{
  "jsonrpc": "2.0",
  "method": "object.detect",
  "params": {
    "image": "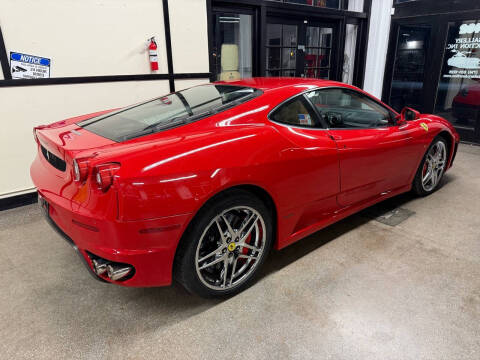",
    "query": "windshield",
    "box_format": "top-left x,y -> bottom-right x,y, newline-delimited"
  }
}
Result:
78,84 -> 261,142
